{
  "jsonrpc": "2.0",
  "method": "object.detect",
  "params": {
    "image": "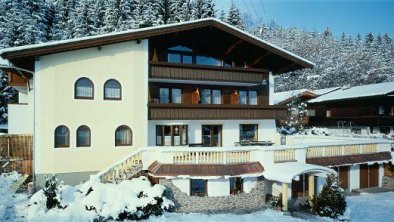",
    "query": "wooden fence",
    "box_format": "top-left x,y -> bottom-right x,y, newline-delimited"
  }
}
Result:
0,134 -> 33,175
